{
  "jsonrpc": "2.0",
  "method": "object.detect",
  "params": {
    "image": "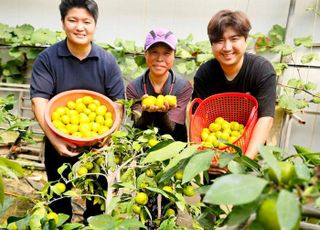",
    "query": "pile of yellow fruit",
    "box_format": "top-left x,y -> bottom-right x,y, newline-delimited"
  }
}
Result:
201,117 -> 244,149
51,95 -> 113,138
142,95 -> 177,108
